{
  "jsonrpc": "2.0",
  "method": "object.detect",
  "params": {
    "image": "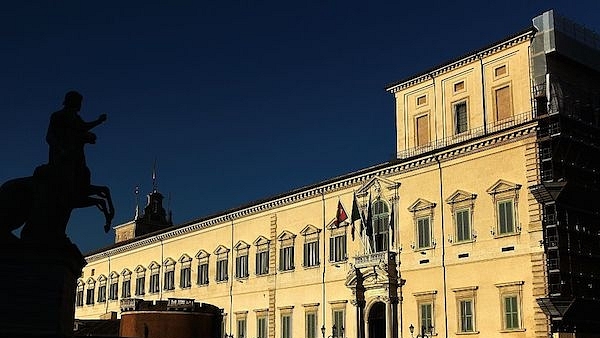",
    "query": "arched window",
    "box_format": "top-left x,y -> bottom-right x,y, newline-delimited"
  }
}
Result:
372,200 -> 390,252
